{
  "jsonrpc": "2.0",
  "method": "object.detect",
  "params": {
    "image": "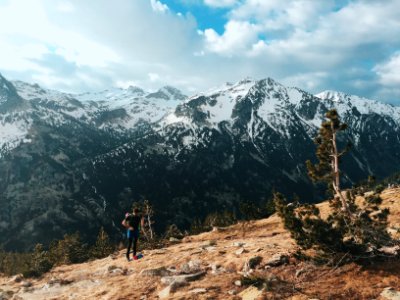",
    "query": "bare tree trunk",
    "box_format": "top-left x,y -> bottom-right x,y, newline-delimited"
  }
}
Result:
144,200 -> 154,240
331,127 -> 352,219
